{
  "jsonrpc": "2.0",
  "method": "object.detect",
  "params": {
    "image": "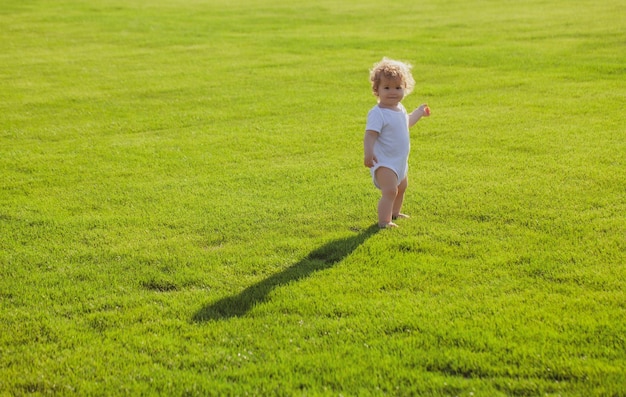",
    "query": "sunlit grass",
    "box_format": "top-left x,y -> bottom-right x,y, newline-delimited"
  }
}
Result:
1,0 -> 624,395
